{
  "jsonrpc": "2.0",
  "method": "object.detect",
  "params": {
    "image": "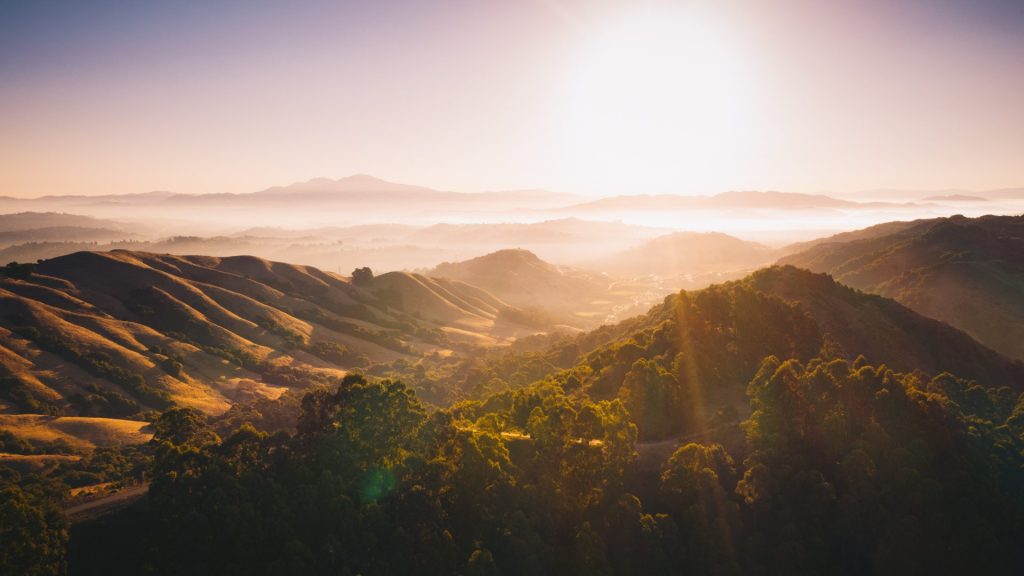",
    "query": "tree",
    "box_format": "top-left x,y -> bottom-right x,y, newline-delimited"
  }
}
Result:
571,522 -> 613,576
2,261 -> 35,279
151,407 -> 220,448
351,267 -> 374,285
466,547 -> 499,576
0,485 -> 67,576
619,358 -> 678,440
660,443 -> 741,574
